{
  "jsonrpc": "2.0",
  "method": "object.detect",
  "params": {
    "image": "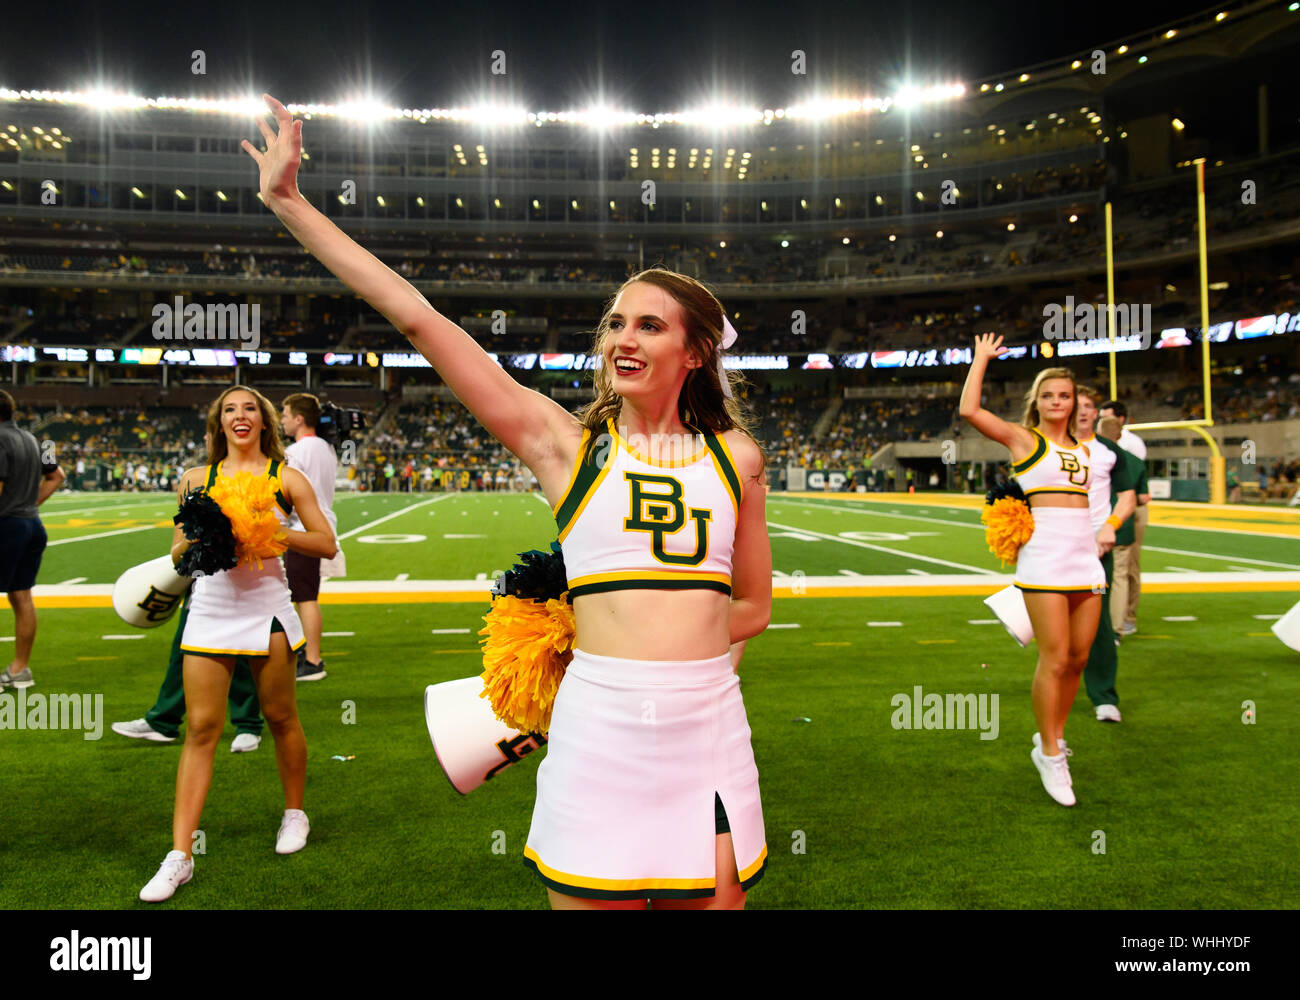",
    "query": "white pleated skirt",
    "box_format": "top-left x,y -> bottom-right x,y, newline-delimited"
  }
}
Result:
1014,506 -> 1106,594
523,647 -> 768,901
180,559 -> 306,657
